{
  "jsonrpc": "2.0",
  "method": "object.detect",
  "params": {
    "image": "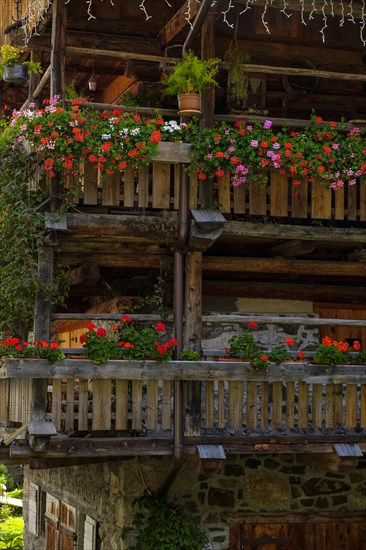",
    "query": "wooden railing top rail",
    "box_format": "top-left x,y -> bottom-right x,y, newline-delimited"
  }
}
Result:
2,359 -> 366,383
51,312 -> 366,328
